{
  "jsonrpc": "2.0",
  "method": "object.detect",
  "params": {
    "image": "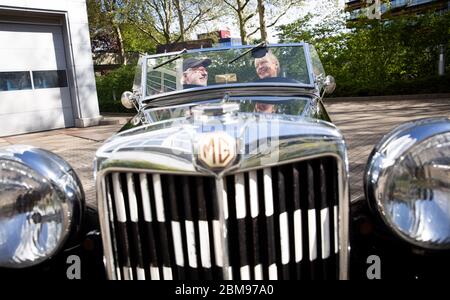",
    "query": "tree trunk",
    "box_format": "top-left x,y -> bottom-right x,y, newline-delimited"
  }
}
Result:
237,1 -> 247,45
257,0 -> 267,42
174,0 -> 185,42
114,24 -> 127,65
